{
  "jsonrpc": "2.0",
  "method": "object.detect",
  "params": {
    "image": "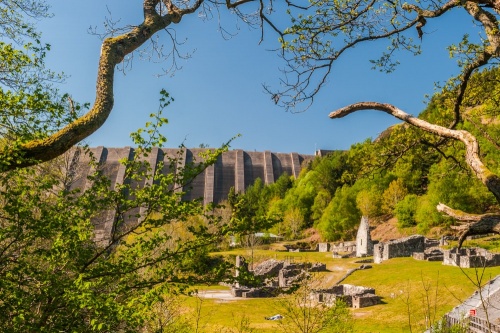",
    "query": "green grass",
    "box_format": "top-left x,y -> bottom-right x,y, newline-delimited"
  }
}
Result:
183,294 -> 281,332
345,257 -> 500,332
179,250 -> 500,332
